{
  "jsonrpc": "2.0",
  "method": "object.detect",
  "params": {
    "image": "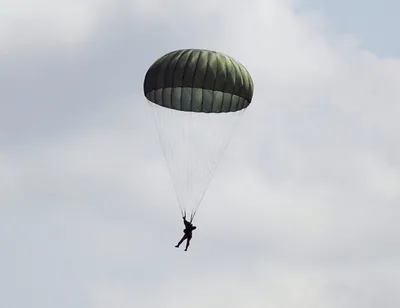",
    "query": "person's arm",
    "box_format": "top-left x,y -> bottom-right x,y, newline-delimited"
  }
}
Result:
183,217 -> 190,227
